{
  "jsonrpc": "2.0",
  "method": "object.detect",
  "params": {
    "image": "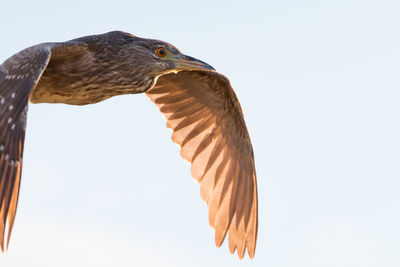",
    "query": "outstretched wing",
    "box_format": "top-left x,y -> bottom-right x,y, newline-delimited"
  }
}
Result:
0,45 -> 51,250
0,42 -> 87,250
146,70 -> 258,259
